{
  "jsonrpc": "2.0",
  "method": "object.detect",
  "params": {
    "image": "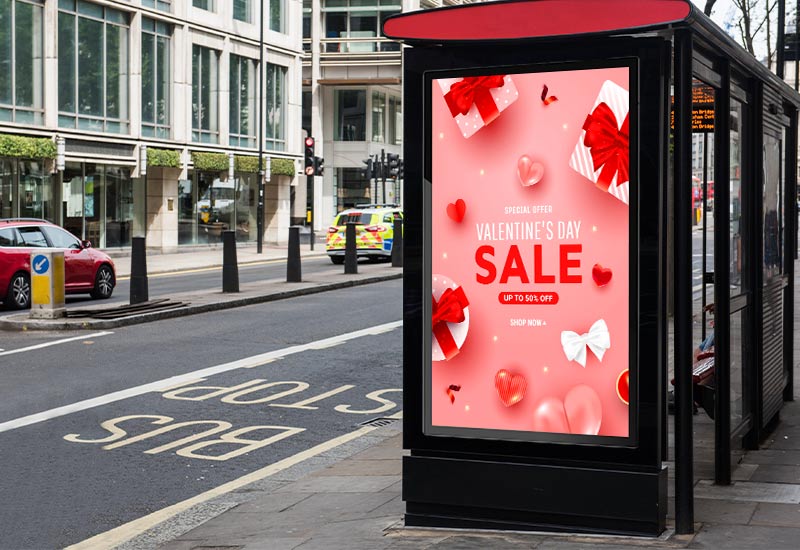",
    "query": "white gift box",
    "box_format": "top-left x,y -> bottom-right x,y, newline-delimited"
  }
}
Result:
569,80 -> 630,205
437,75 -> 519,139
